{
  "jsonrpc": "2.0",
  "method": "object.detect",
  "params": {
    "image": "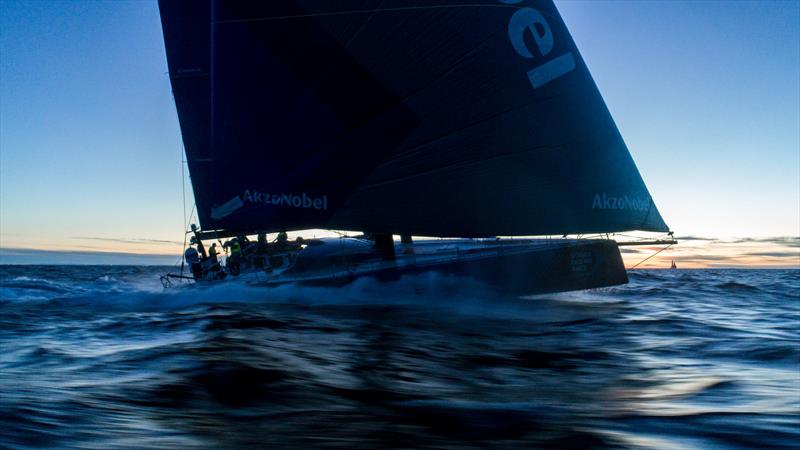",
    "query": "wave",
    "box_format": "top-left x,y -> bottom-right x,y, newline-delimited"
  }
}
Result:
0,268 -> 621,329
715,281 -> 761,292
1,266 -> 798,449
